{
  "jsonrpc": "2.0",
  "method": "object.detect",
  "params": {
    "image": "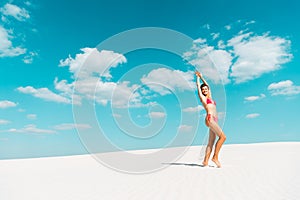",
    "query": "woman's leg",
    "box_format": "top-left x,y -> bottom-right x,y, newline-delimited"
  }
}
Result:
208,120 -> 226,167
202,129 -> 216,166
